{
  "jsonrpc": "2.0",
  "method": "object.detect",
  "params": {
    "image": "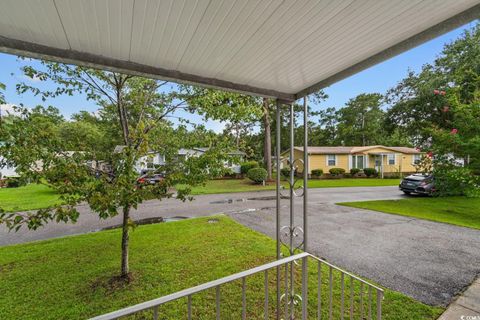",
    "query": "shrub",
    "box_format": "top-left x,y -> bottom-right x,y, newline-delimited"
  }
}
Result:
363,168 -> 377,177
247,168 -> 267,184
6,178 -> 22,188
222,168 -> 236,178
311,169 -> 323,177
280,167 -> 291,178
350,168 -> 361,175
240,161 -> 259,174
329,168 -> 345,175
434,166 -> 480,197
